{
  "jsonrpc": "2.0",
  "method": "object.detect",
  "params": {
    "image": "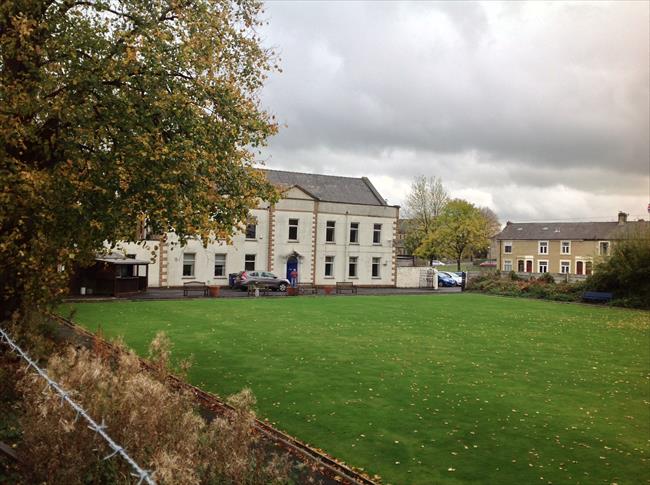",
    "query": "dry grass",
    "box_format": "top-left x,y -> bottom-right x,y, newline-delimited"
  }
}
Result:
17,332 -> 290,484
